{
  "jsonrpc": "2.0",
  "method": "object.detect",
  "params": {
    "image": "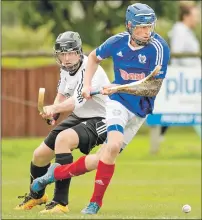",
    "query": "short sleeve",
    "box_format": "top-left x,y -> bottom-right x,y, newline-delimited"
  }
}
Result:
72,70 -> 87,110
57,69 -> 66,94
95,34 -> 124,60
149,41 -> 170,79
